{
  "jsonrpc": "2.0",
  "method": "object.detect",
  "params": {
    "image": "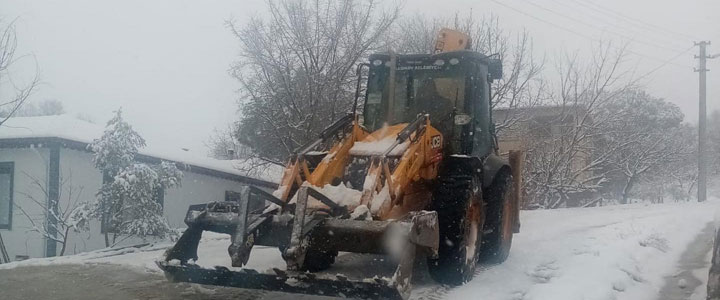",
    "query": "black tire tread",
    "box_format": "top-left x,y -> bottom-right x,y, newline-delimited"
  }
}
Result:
479,173 -> 513,263
427,173 -> 481,285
